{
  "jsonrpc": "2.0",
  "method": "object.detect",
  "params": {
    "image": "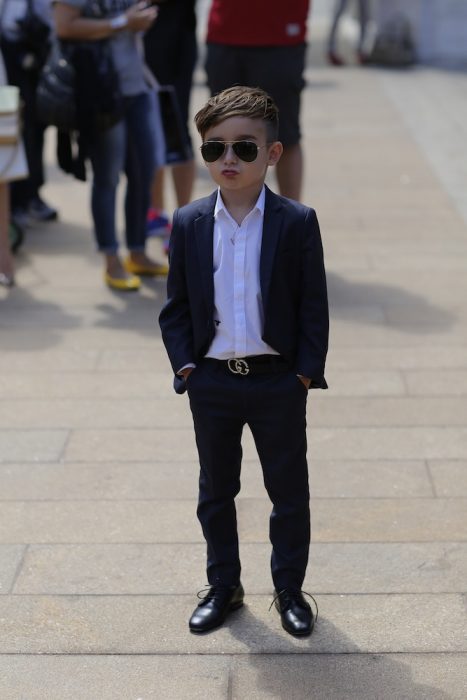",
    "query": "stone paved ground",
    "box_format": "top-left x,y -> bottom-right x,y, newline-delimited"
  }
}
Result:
1,41 -> 467,700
